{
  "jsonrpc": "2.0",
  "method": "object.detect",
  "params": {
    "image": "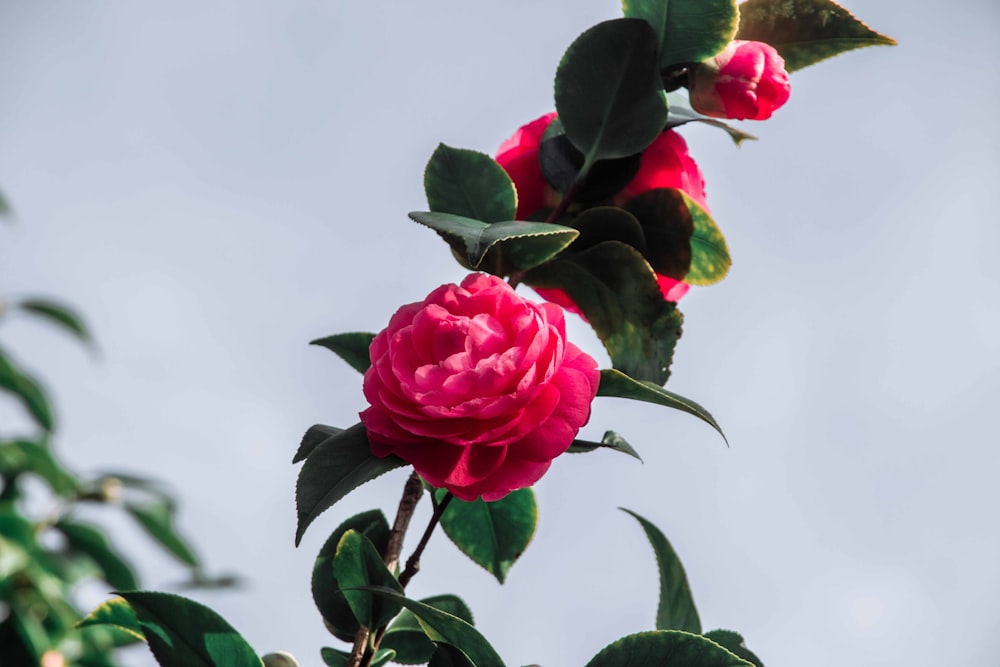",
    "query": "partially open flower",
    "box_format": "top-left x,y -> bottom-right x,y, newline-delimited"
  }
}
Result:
689,40 -> 791,121
361,273 -> 600,502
